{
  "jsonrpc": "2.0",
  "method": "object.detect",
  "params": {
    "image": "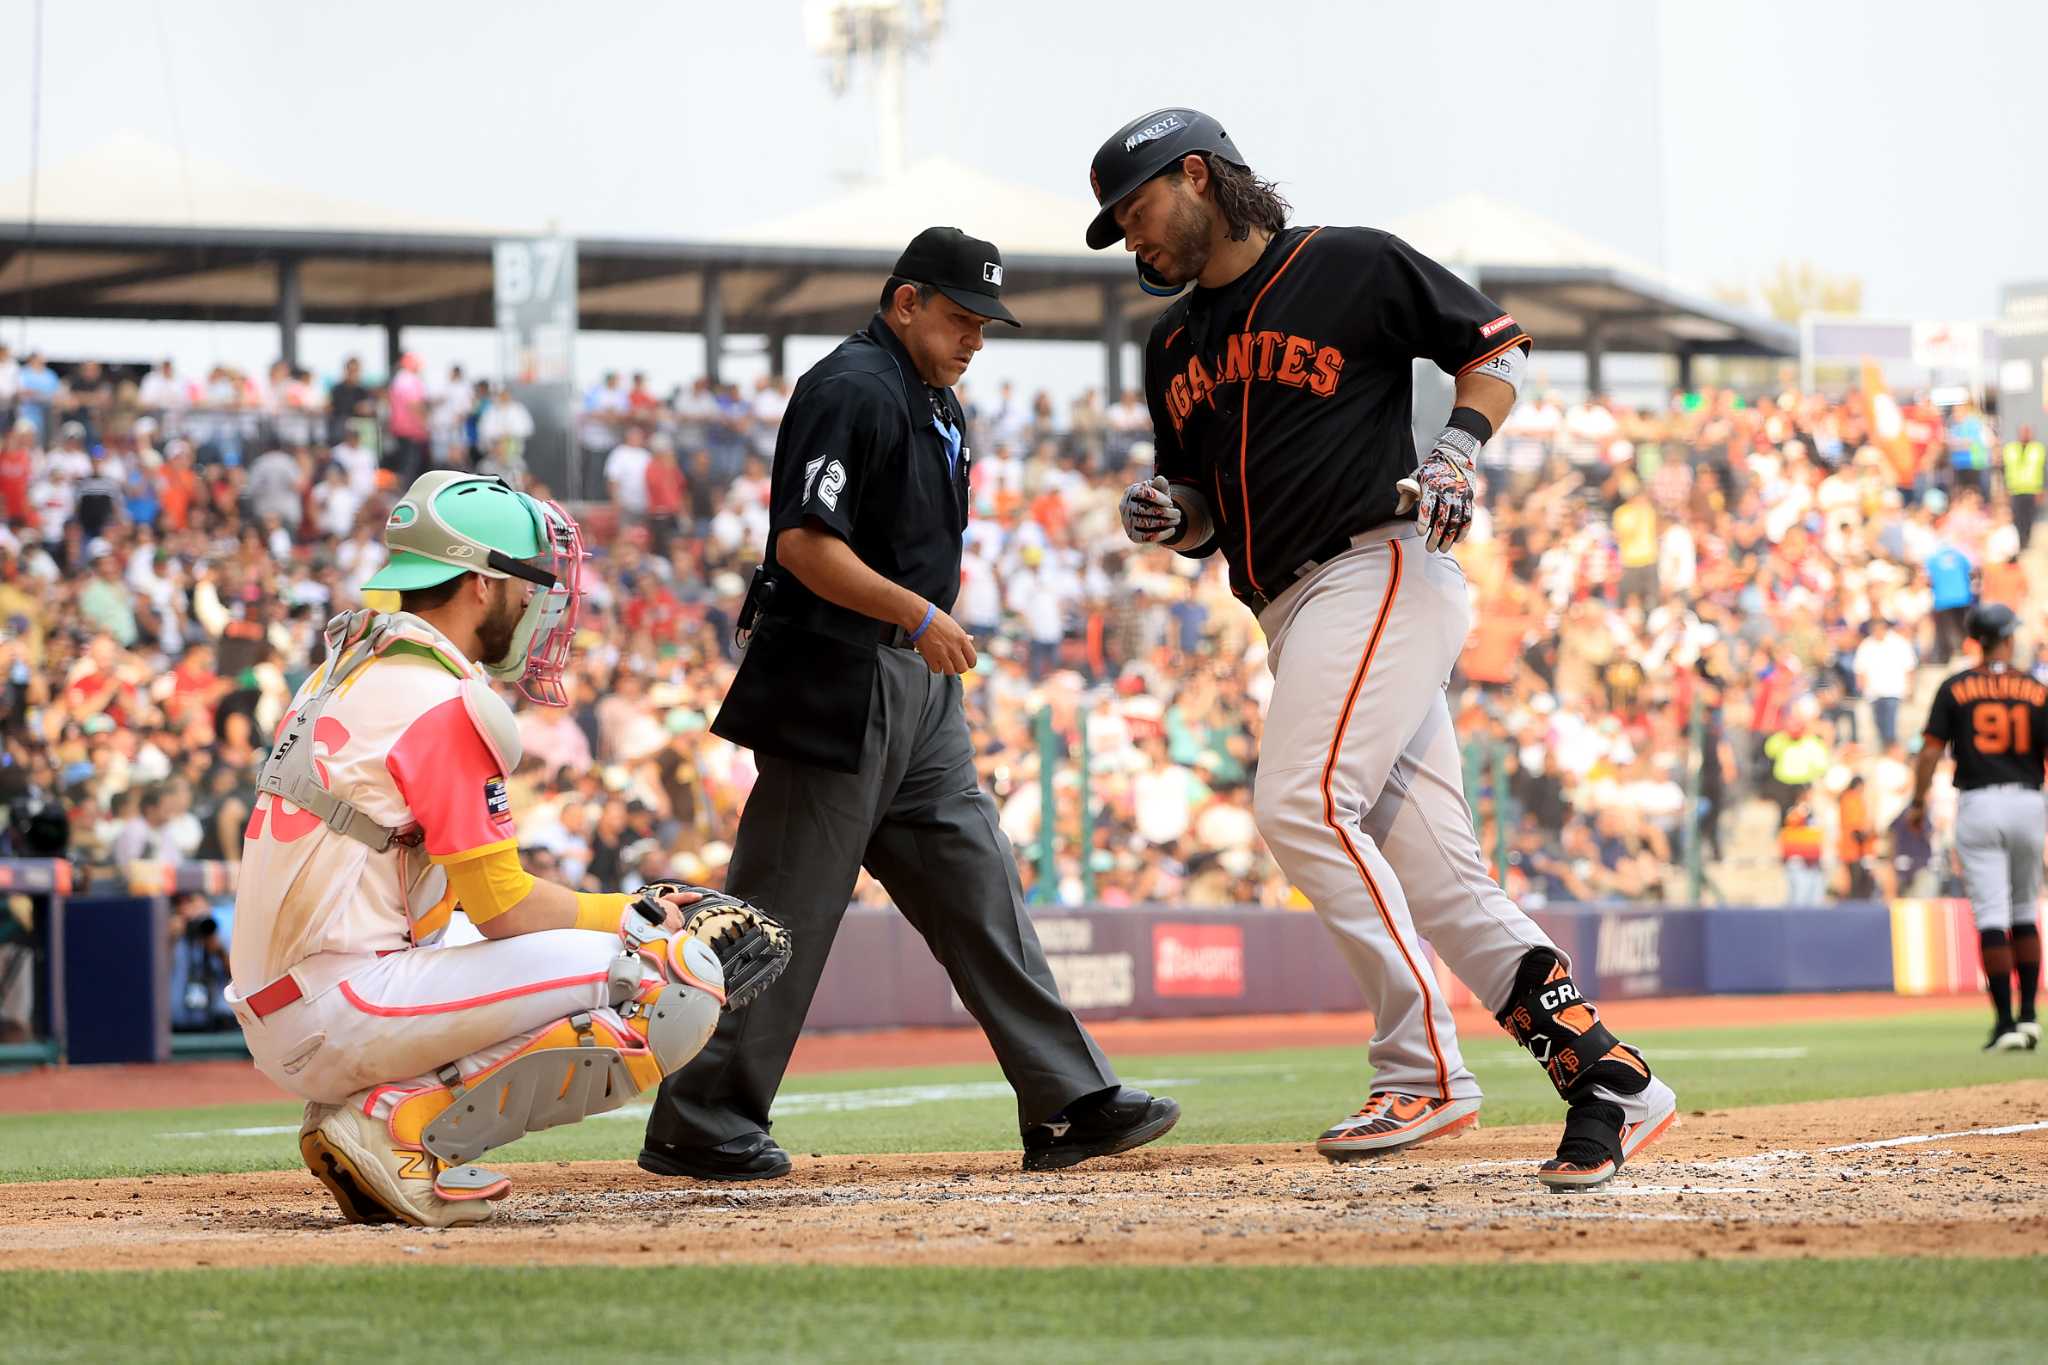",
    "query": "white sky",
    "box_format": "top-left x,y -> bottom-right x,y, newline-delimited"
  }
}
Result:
3,0 -> 2043,399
